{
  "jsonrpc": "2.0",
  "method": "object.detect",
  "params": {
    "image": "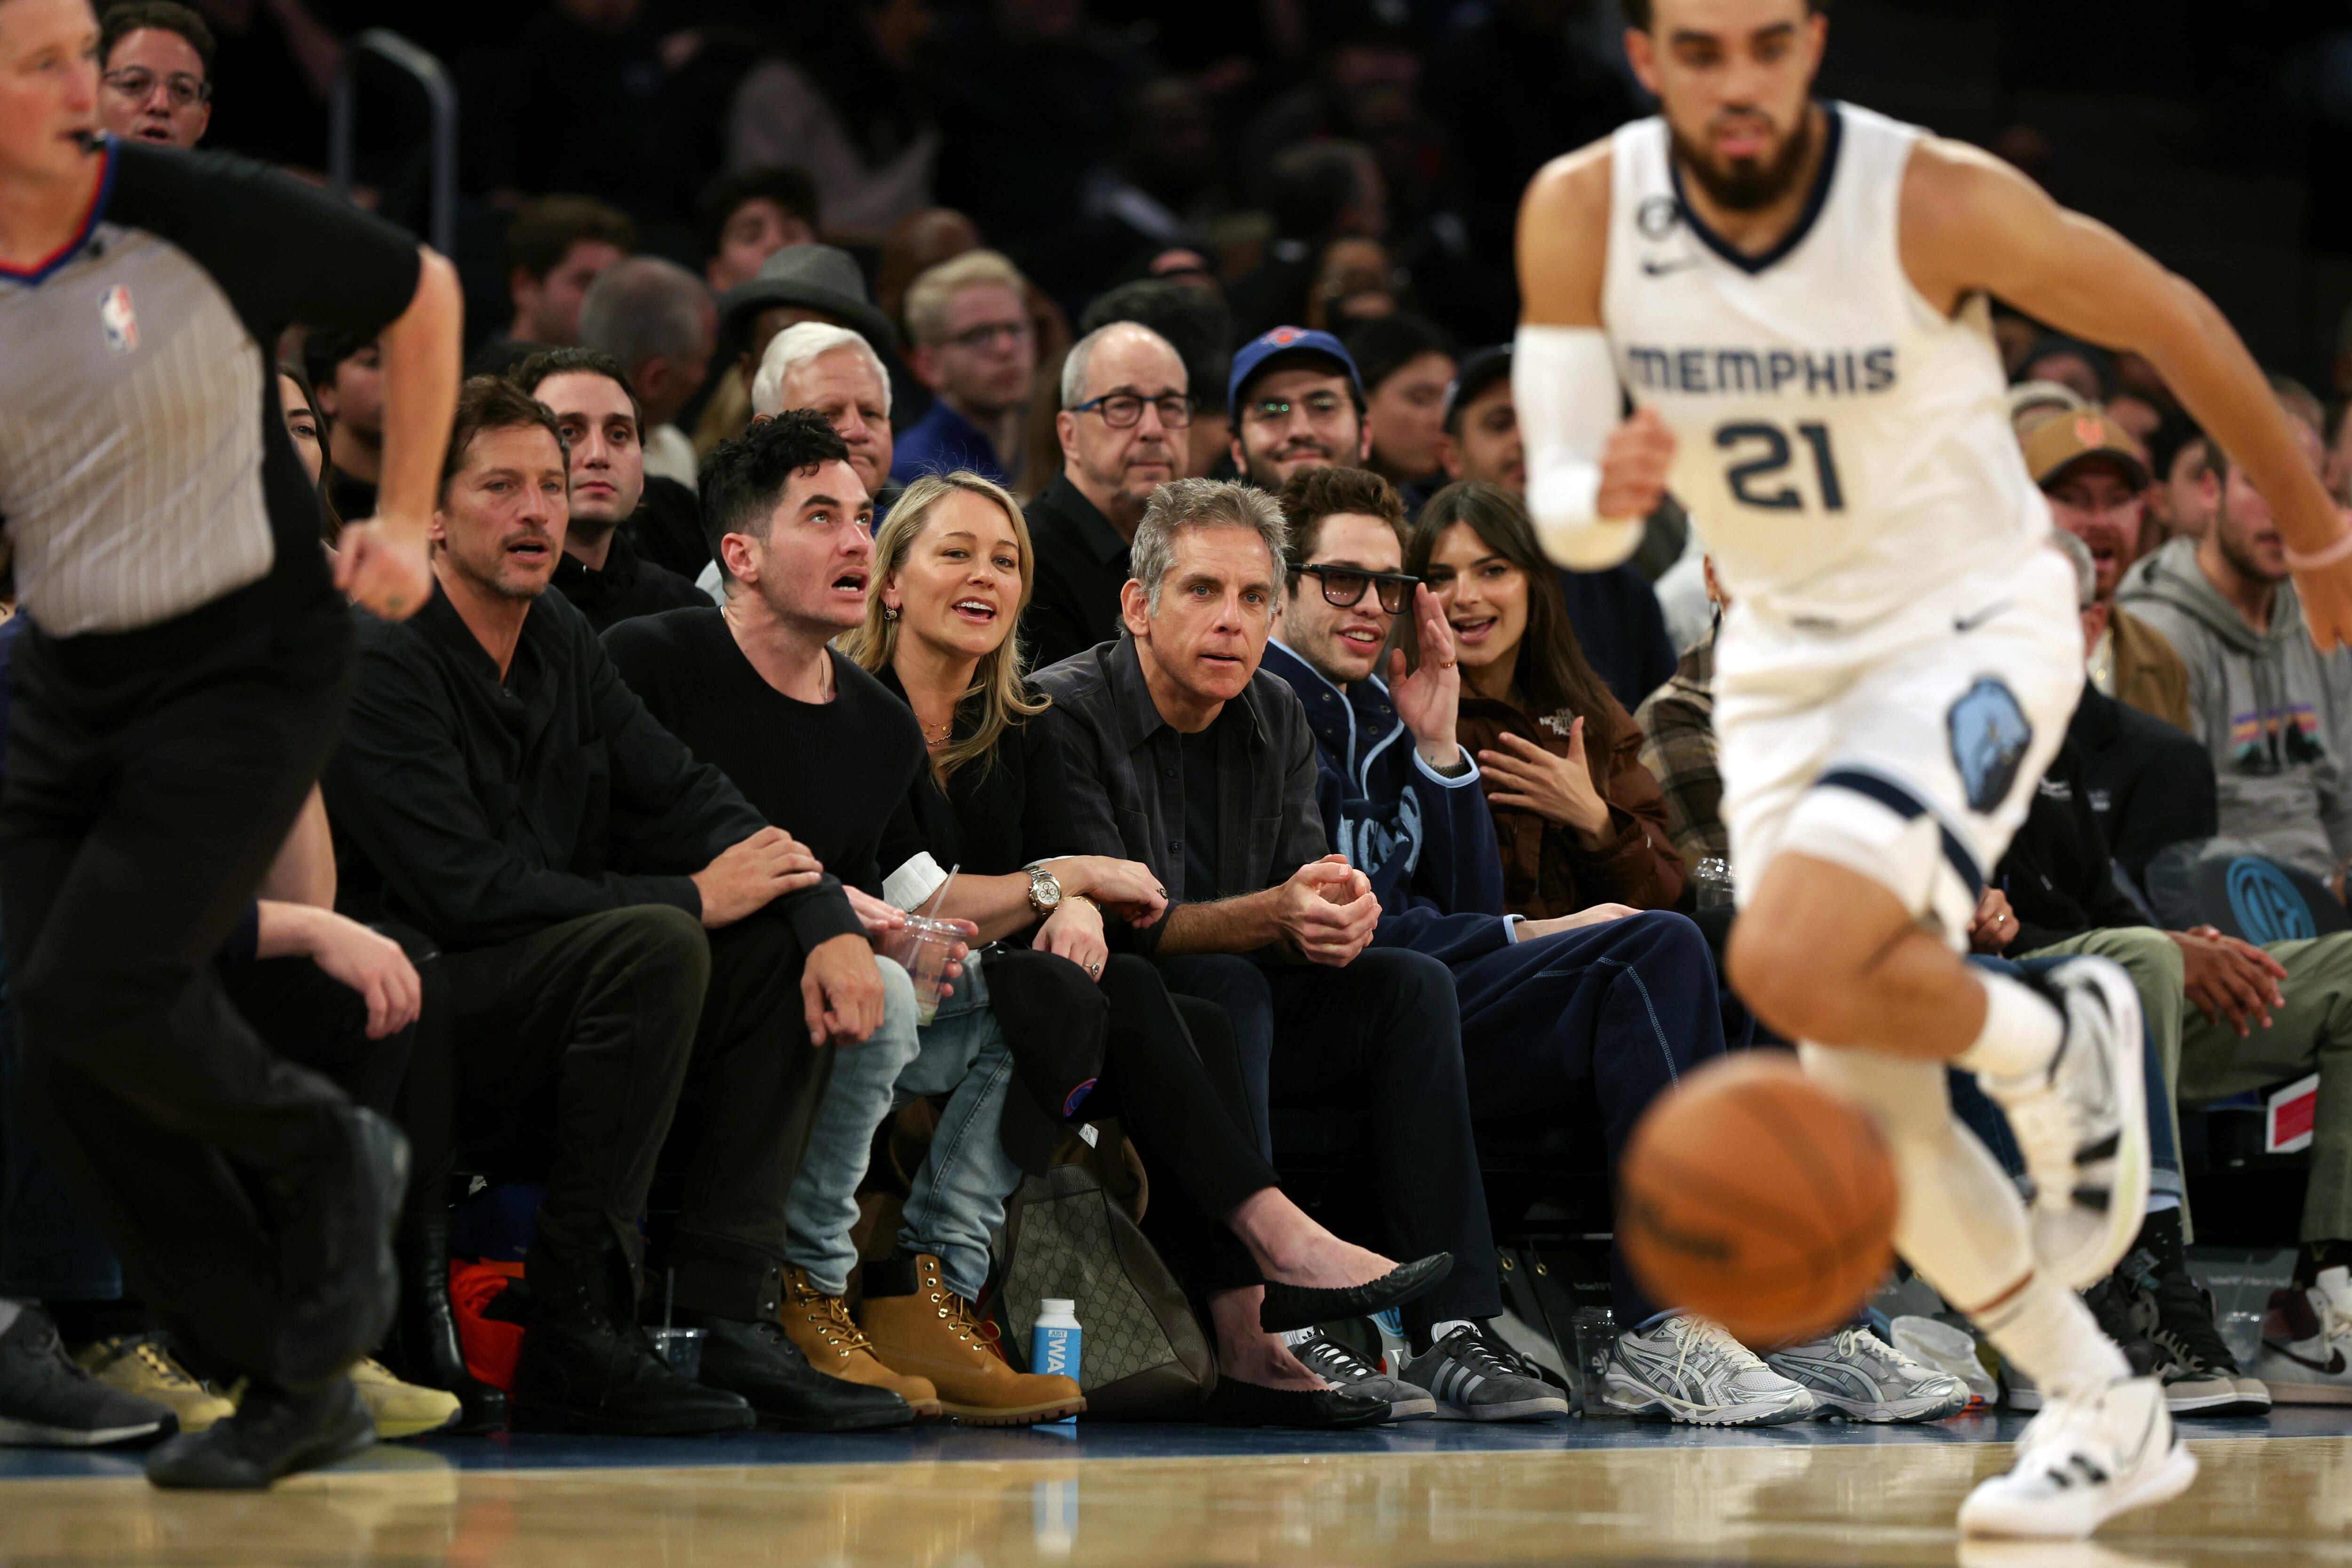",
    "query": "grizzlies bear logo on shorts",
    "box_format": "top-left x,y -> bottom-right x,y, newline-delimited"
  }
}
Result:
1948,677 -> 2033,815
